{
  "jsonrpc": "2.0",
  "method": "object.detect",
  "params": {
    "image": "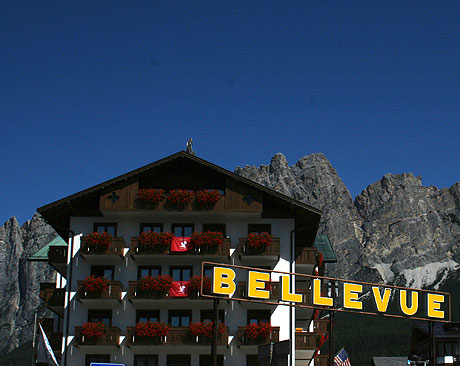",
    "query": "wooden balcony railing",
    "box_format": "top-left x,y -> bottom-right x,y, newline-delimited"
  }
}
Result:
295,247 -> 317,265
236,326 -> 280,346
126,326 -> 228,346
314,319 -> 329,334
76,281 -> 123,301
236,281 -> 280,301
39,283 -> 65,308
74,326 -> 120,346
295,332 -> 319,350
238,237 -> 280,257
80,236 -> 125,256
130,237 -> 231,256
128,281 -> 211,300
314,354 -> 329,366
